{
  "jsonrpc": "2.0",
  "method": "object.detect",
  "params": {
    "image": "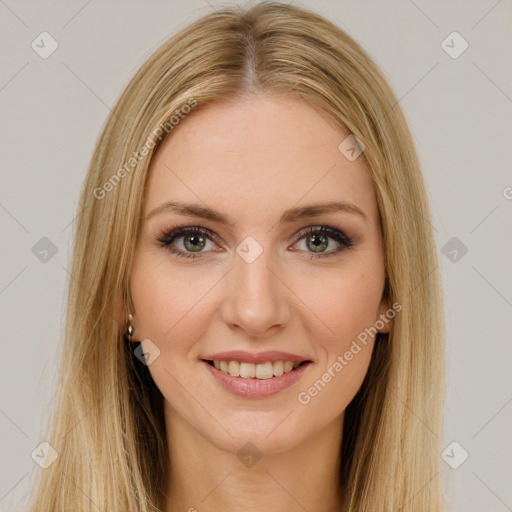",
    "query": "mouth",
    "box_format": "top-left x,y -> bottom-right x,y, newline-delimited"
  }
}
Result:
201,356 -> 313,398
